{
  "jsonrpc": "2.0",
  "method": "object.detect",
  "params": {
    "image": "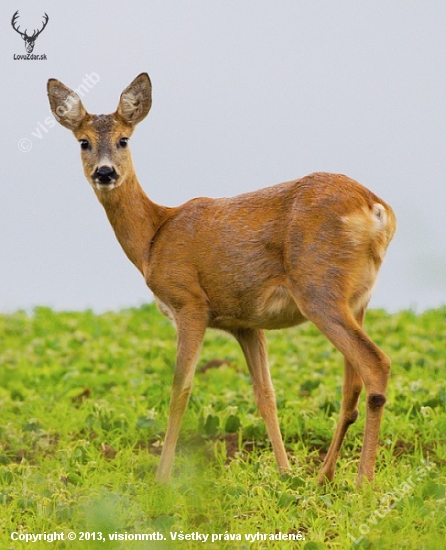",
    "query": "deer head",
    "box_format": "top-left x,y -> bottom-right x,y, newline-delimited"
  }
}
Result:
47,73 -> 152,191
12,11 -> 48,53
